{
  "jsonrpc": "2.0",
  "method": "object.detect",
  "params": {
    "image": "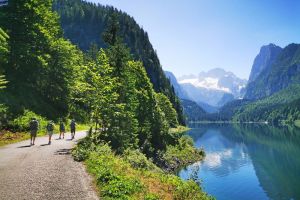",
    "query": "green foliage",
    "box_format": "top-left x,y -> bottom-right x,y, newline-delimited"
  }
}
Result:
75,142 -> 211,200
144,194 -> 160,200
0,75 -> 7,89
0,0 -> 83,119
180,99 -> 206,122
155,93 -> 179,127
234,84 -> 300,122
123,149 -> 161,172
86,145 -> 144,199
160,136 -> 205,171
245,43 -> 300,100
173,179 -> 215,200
0,27 -> 8,90
12,110 -> 48,132
294,120 -> 300,128
53,0 -> 185,125
0,104 -> 8,129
